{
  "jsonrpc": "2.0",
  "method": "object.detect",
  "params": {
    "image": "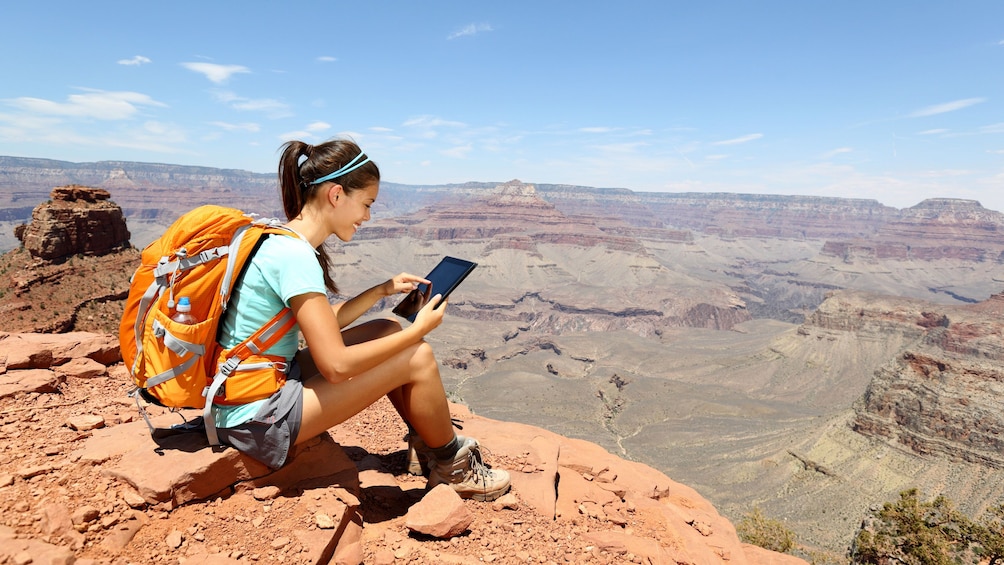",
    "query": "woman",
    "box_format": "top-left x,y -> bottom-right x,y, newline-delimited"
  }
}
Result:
212,138 -> 510,502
